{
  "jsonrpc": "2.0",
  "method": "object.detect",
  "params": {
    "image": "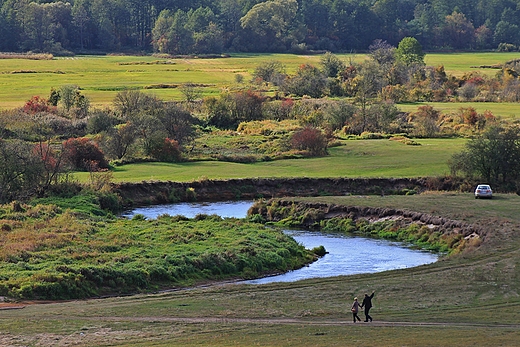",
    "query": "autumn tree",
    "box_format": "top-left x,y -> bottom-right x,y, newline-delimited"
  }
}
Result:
409,105 -> 441,137
290,126 -> 328,156
62,137 -> 109,171
440,11 -> 475,49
